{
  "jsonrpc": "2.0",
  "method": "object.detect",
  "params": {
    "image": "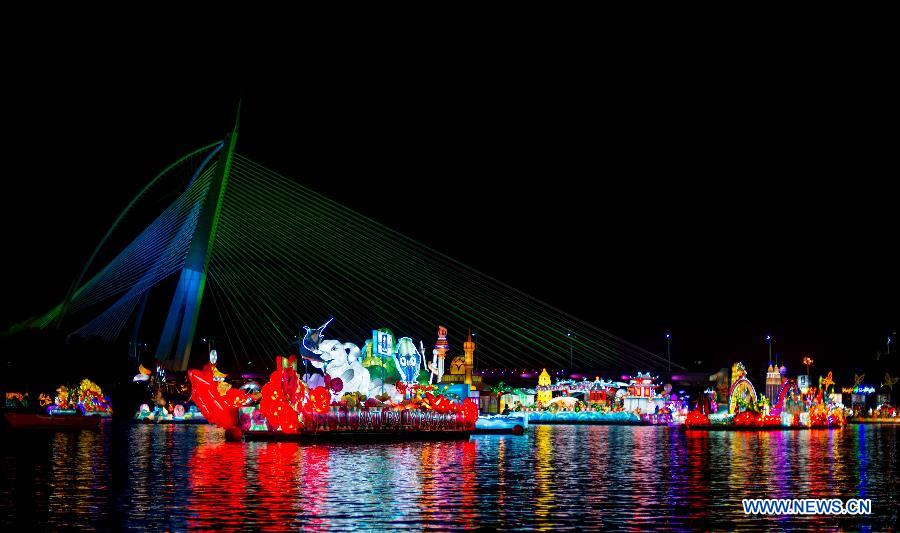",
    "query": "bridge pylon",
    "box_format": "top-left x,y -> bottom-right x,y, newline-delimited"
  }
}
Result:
155,104 -> 240,370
